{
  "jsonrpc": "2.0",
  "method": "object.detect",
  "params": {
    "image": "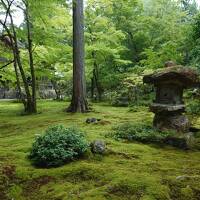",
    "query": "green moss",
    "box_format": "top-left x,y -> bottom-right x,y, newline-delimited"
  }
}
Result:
0,100 -> 200,199
8,185 -> 24,200
181,187 -> 194,200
